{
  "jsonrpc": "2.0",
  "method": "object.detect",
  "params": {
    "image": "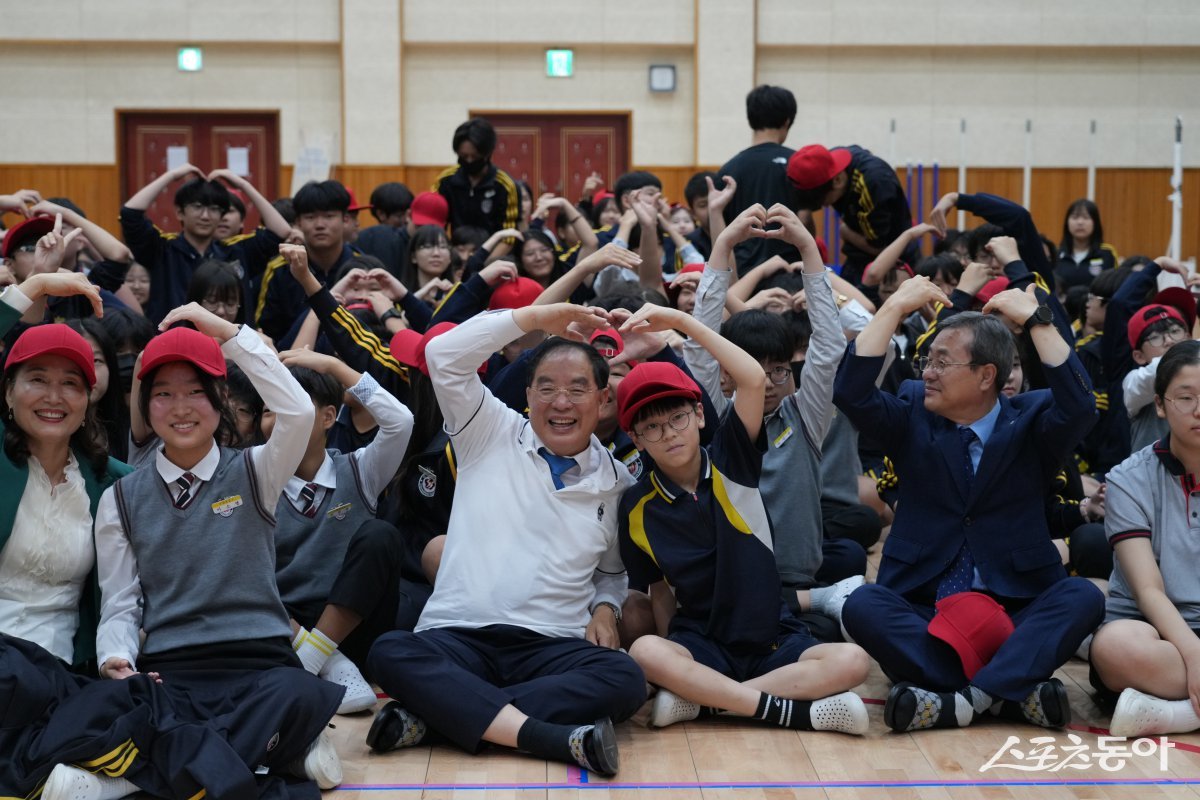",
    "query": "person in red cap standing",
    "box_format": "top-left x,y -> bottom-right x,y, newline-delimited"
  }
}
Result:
786,143 -> 915,286
91,302 -> 344,794
835,276 -> 1104,732
613,302 -> 870,733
